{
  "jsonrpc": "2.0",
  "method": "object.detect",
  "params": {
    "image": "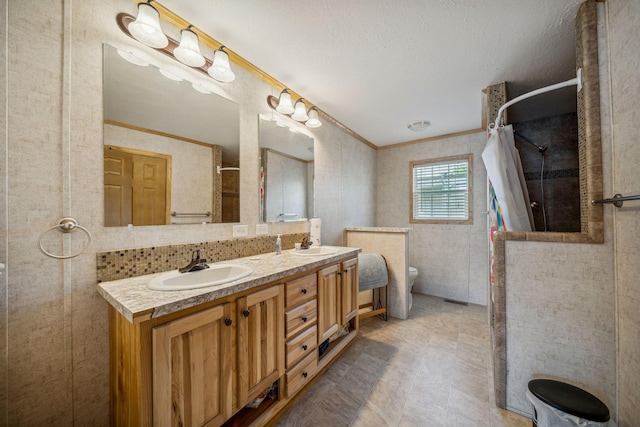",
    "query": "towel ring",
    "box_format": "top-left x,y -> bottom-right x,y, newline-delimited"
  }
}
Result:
38,217 -> 92,259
